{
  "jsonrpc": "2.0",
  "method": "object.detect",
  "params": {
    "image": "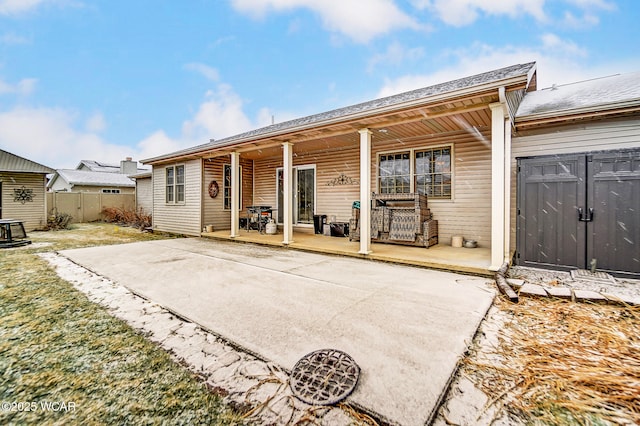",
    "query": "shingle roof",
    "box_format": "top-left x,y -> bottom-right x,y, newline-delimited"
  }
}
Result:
516,71 -> 640,119
143,62 -> 536,163
0,149 -> 54,173
52,170 -> 136,187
